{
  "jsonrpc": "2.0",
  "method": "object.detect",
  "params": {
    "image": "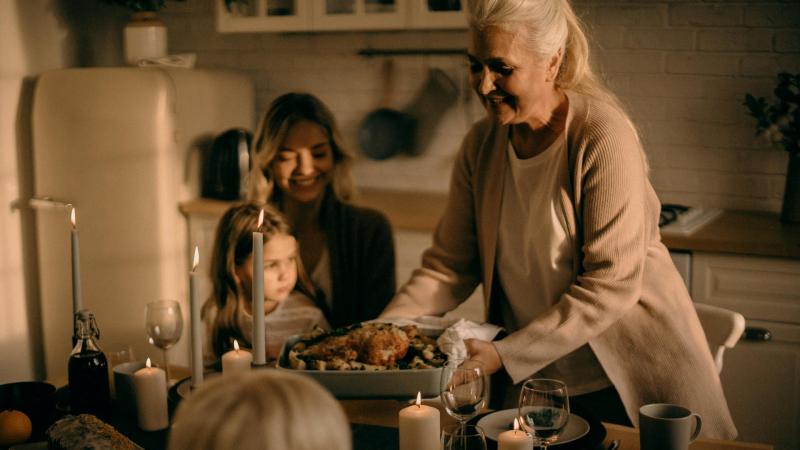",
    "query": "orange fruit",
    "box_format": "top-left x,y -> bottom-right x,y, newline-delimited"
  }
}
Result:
0,409 -> 33,445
